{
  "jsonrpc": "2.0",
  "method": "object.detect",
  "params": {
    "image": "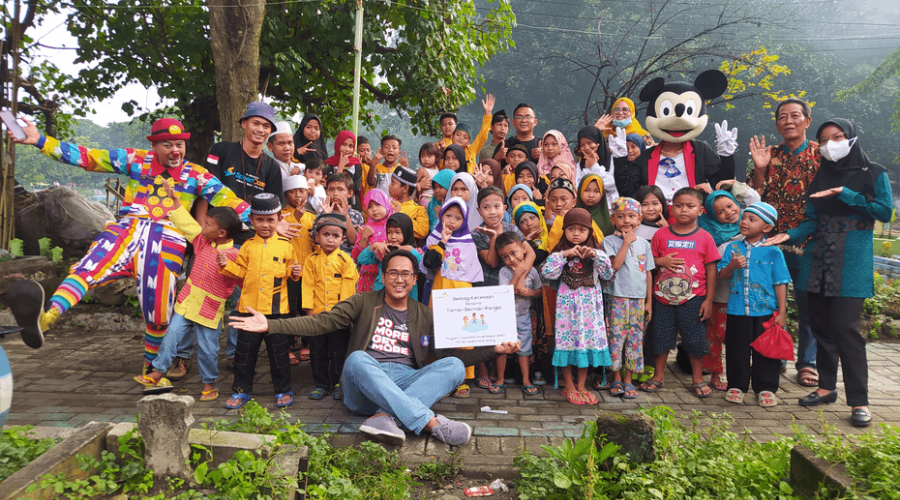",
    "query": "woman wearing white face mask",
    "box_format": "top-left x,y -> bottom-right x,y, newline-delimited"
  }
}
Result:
765,118 -> 892,428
